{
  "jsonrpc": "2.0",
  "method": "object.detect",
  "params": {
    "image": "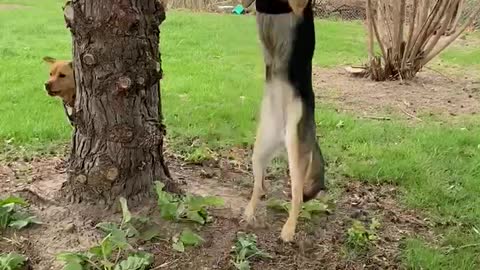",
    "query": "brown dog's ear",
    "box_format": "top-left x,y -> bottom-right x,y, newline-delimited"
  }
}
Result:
43,56 -> 56,64
288,0 -> 308,16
